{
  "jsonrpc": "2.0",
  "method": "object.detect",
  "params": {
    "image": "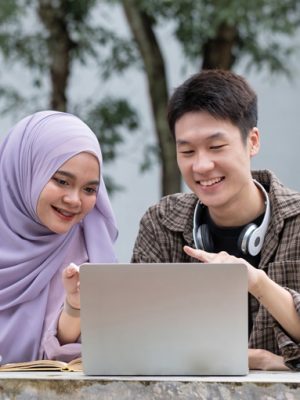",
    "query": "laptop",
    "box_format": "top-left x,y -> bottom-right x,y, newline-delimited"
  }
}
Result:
80,262 -> 248,376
